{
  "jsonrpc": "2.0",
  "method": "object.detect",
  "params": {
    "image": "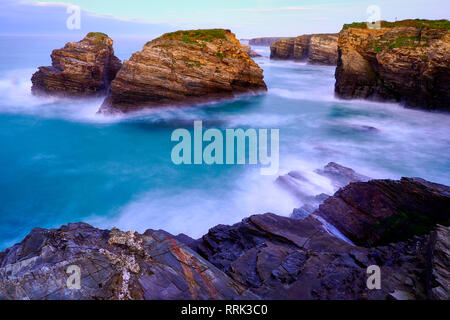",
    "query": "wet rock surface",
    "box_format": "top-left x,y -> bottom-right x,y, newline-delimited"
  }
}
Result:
0,224 -> 255,300
0,178 -> 448,300
315,177 -> 450,247
196,213 -> 448,300
31,33 -> 122,97
101,29 -> 267,113
335,20 -> 450,111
